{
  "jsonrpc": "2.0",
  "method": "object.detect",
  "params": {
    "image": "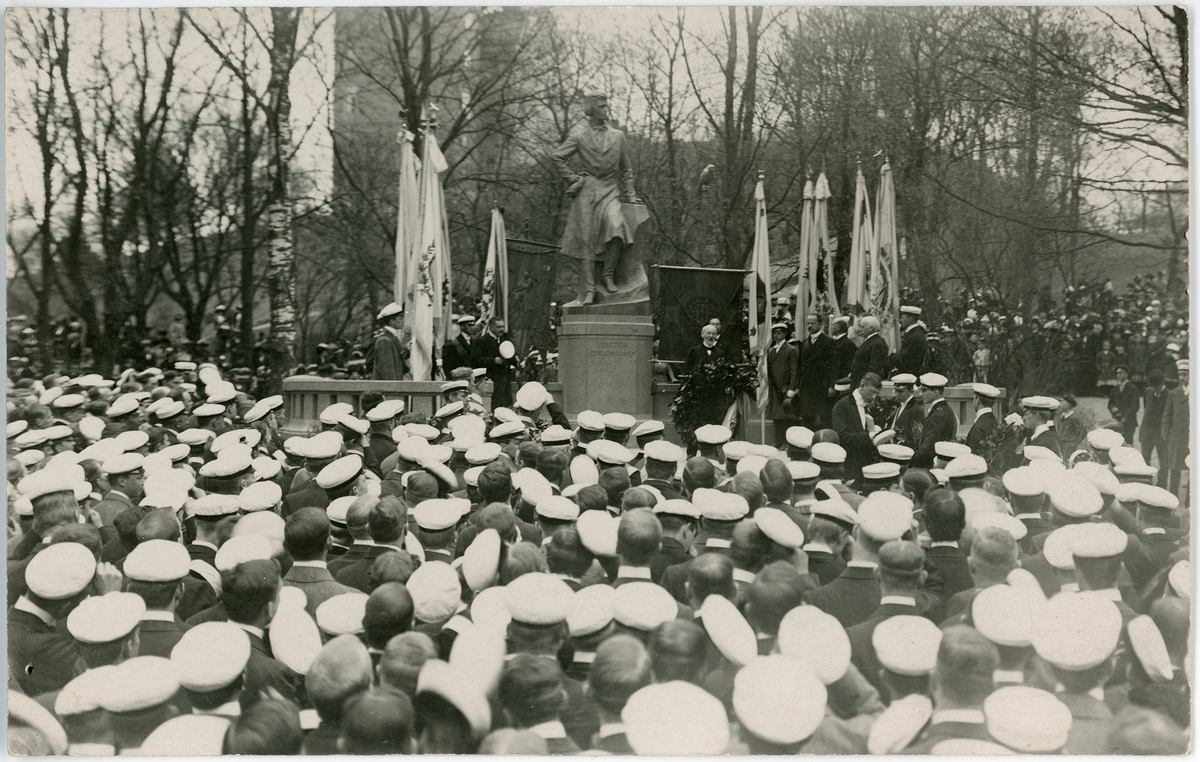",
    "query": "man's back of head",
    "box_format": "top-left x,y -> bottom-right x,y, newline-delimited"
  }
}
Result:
935,624 -> 999,708
135,508 -> 181,542
340,687 -> 416,754
369,496 -> 407,545
923,489 -> 966,543
687,552 -> 735,603
307,634 -> 374,725
364,581 -> 415,649
617,509 -> 661,566
682,456 -> 716,494
284,507 -> 331,562
760,459 -> 792,504
222,559 -> 282,626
